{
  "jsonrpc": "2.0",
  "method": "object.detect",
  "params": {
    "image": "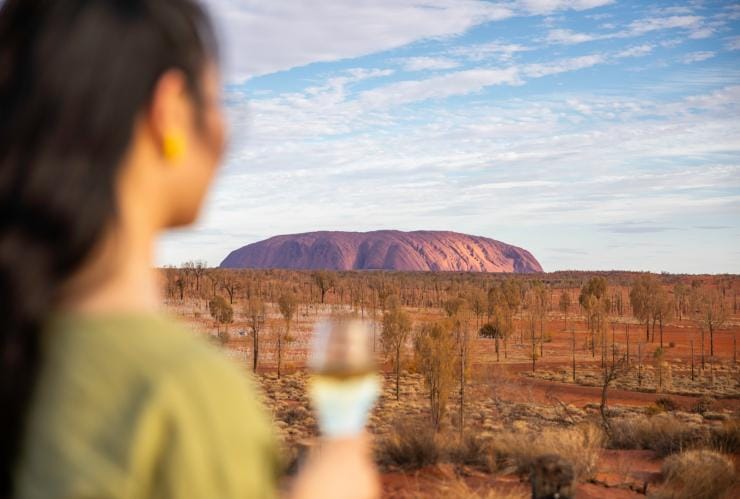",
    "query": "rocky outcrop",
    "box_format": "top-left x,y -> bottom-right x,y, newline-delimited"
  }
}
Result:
220,230 -> 542,273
